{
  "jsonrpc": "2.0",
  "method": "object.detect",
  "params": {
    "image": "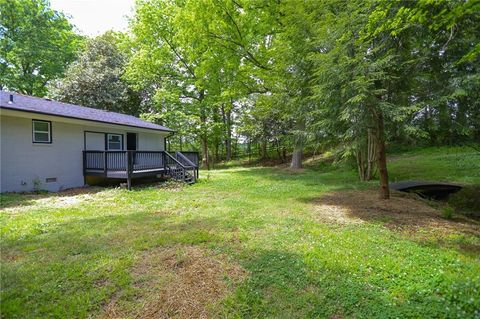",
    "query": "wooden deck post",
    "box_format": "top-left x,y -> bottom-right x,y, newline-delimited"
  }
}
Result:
103,151 -> 108,177
82,151 -> 87,185
127,151 -> 132,191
